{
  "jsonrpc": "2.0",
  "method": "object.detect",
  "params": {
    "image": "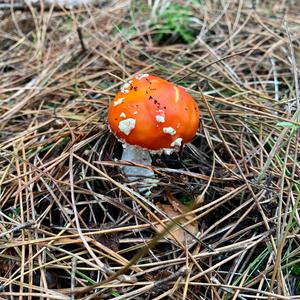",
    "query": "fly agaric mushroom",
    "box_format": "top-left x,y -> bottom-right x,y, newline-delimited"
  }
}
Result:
108,74 -> 200,189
